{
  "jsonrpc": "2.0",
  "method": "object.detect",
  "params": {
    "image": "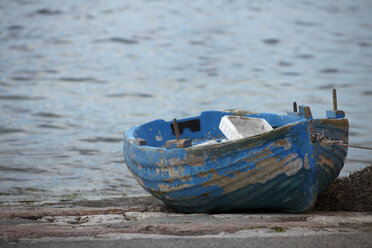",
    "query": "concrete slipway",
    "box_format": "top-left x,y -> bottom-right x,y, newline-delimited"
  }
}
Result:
0,197 -> 371,248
